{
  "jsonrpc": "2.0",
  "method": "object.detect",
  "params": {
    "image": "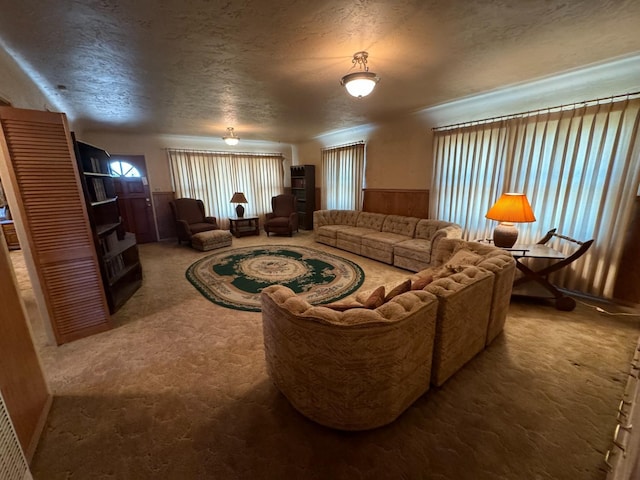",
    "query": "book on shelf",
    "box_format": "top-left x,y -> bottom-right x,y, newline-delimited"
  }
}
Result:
90,156 -> 101,173
104,231 -> 119,253
91,177 -> 108,202
105,253 -> 126,279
